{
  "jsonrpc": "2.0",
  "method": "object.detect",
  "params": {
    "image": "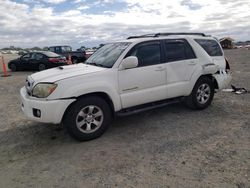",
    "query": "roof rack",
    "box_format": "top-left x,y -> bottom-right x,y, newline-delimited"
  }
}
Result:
127,32 -> 207,39
127,34 -> 156,39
